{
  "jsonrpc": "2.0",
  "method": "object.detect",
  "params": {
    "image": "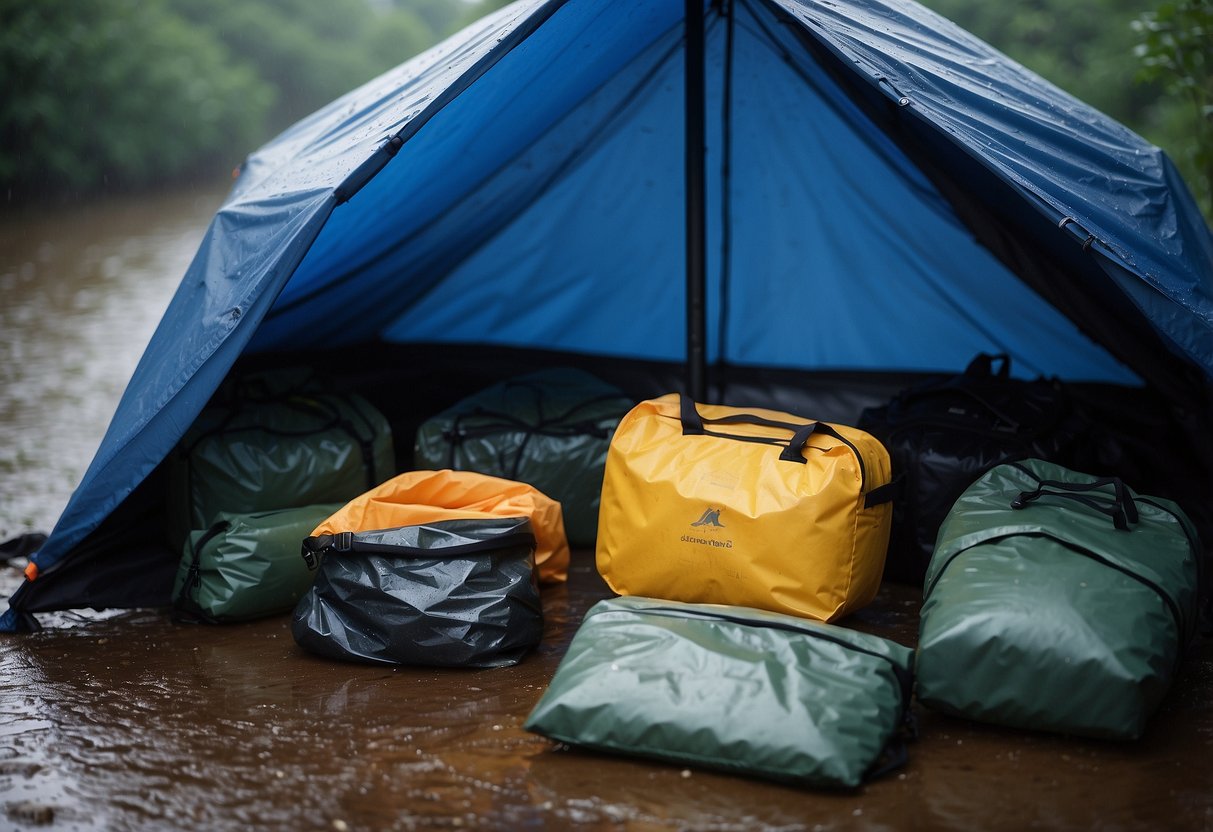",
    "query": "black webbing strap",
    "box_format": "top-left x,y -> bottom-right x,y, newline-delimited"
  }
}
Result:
679,394 -> 822,463
677,394 -> 875,490
863,476 -> 901,508
1012,476 -> 1139,531
172,520 -> 231,623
